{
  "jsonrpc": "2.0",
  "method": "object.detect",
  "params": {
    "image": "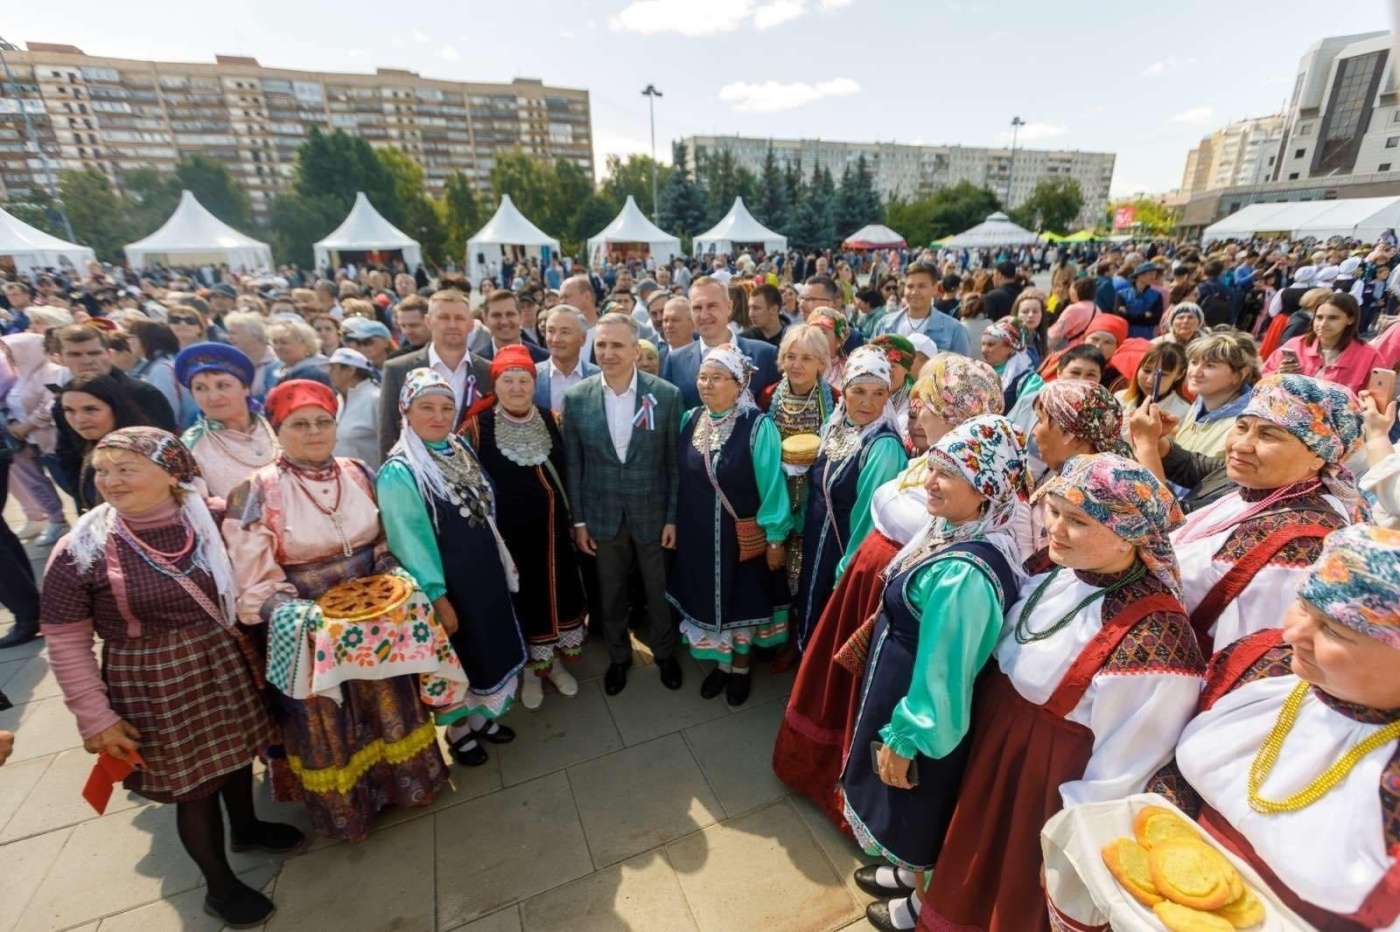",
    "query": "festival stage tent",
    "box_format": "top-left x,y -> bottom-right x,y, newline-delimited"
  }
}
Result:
1201,197 -> 1400,243
694,198 -> 787,254
940,211 -> 1041,249
314,192 -> 422,270
0,204 -> 95,272
587,196 -> 681,264
841,223 -> 907,250
466,194 -> 560,284
125,191 -> 272,271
